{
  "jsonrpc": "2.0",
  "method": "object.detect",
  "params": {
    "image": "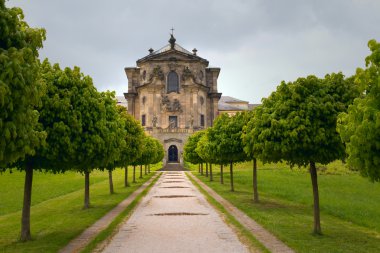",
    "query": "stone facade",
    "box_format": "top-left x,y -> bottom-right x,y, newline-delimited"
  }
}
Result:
124,35 -> 221,165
